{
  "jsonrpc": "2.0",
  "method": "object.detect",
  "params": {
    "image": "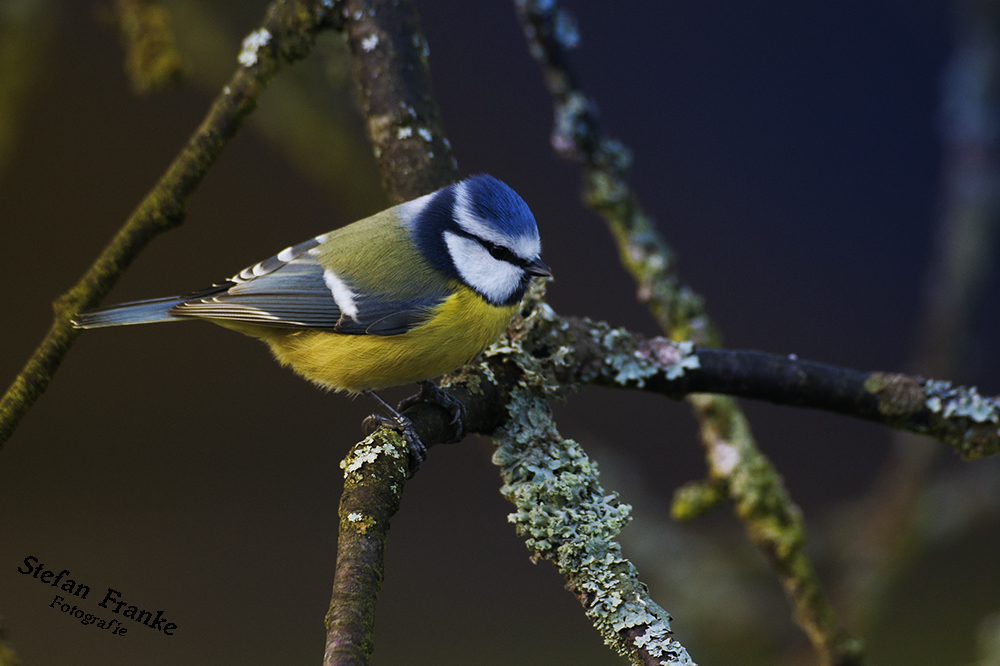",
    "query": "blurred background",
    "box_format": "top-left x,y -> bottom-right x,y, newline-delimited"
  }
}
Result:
1,1 -> 999,664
